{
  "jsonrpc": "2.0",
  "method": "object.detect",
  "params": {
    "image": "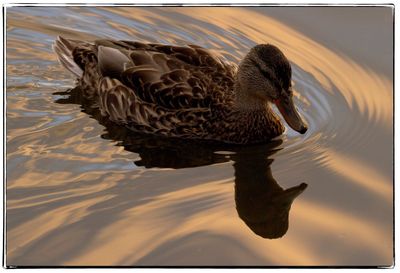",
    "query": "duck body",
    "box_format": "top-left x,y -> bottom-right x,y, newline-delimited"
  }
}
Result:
54,36 -> 306,144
